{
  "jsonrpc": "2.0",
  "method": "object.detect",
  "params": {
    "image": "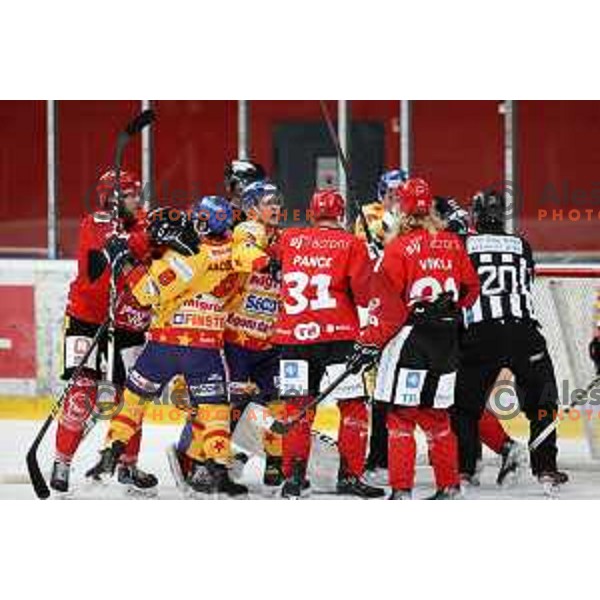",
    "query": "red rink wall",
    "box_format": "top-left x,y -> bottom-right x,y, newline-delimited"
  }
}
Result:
1,100 -> 600,256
